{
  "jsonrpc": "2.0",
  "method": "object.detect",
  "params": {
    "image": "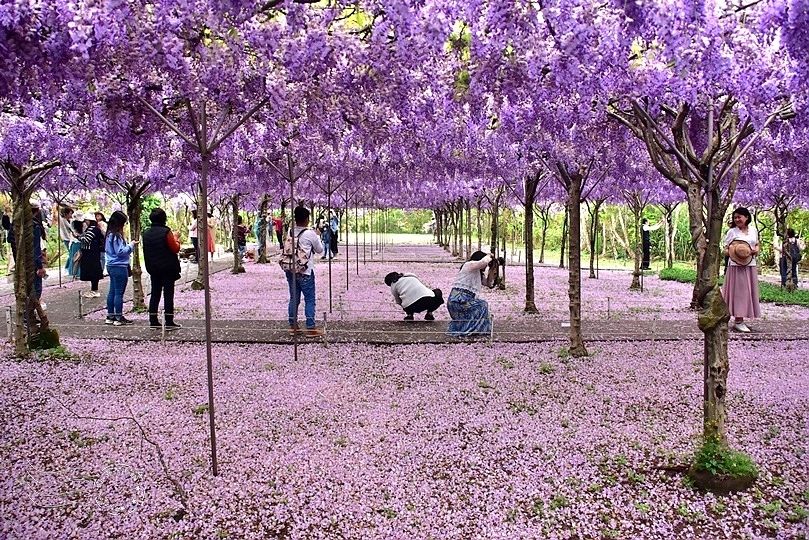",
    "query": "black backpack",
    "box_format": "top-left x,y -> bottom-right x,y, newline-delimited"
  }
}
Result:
789,240 -> 802,263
